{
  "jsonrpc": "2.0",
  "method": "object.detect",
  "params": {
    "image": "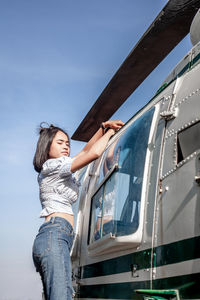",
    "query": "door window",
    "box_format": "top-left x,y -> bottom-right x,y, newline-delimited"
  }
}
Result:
89,108 -> 155,244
